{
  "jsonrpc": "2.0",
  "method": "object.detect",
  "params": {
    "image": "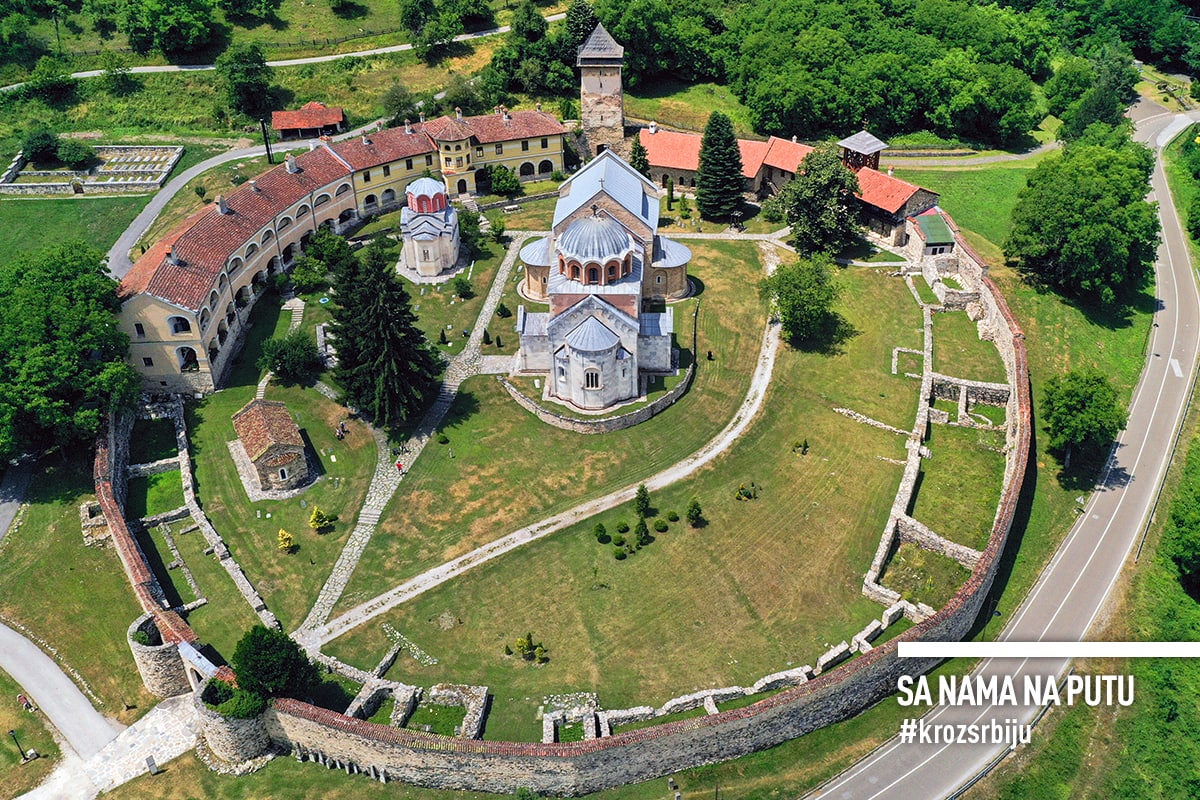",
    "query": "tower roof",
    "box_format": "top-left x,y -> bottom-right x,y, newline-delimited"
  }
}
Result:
837,130 -> 889,156
565,315 -> 621,353
406,176 -> 446,198
577,23 -> 624,65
